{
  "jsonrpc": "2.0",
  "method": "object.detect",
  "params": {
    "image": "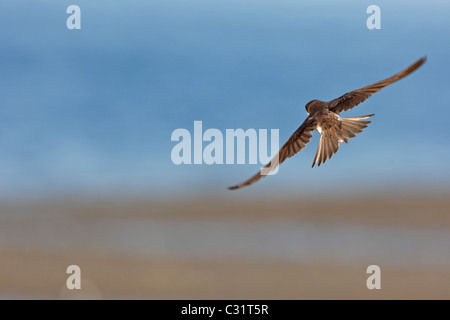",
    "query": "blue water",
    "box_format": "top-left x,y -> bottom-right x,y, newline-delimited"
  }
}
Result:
0,0 -> 449,197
